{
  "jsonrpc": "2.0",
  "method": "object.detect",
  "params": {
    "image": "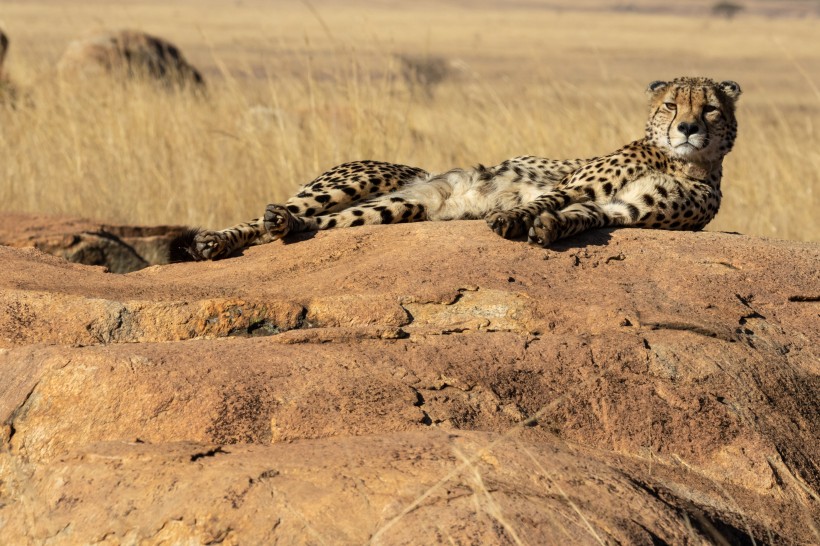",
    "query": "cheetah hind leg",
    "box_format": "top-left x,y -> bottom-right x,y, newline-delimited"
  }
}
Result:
169,218 -> 268,261
263,204 -> 316,239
